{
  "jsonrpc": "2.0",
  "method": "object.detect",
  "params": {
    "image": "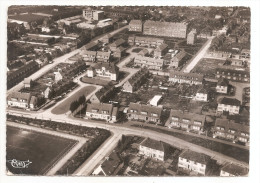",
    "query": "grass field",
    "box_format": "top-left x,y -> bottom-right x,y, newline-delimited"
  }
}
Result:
51,86 -> 96,115
6,126 -> 77,175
